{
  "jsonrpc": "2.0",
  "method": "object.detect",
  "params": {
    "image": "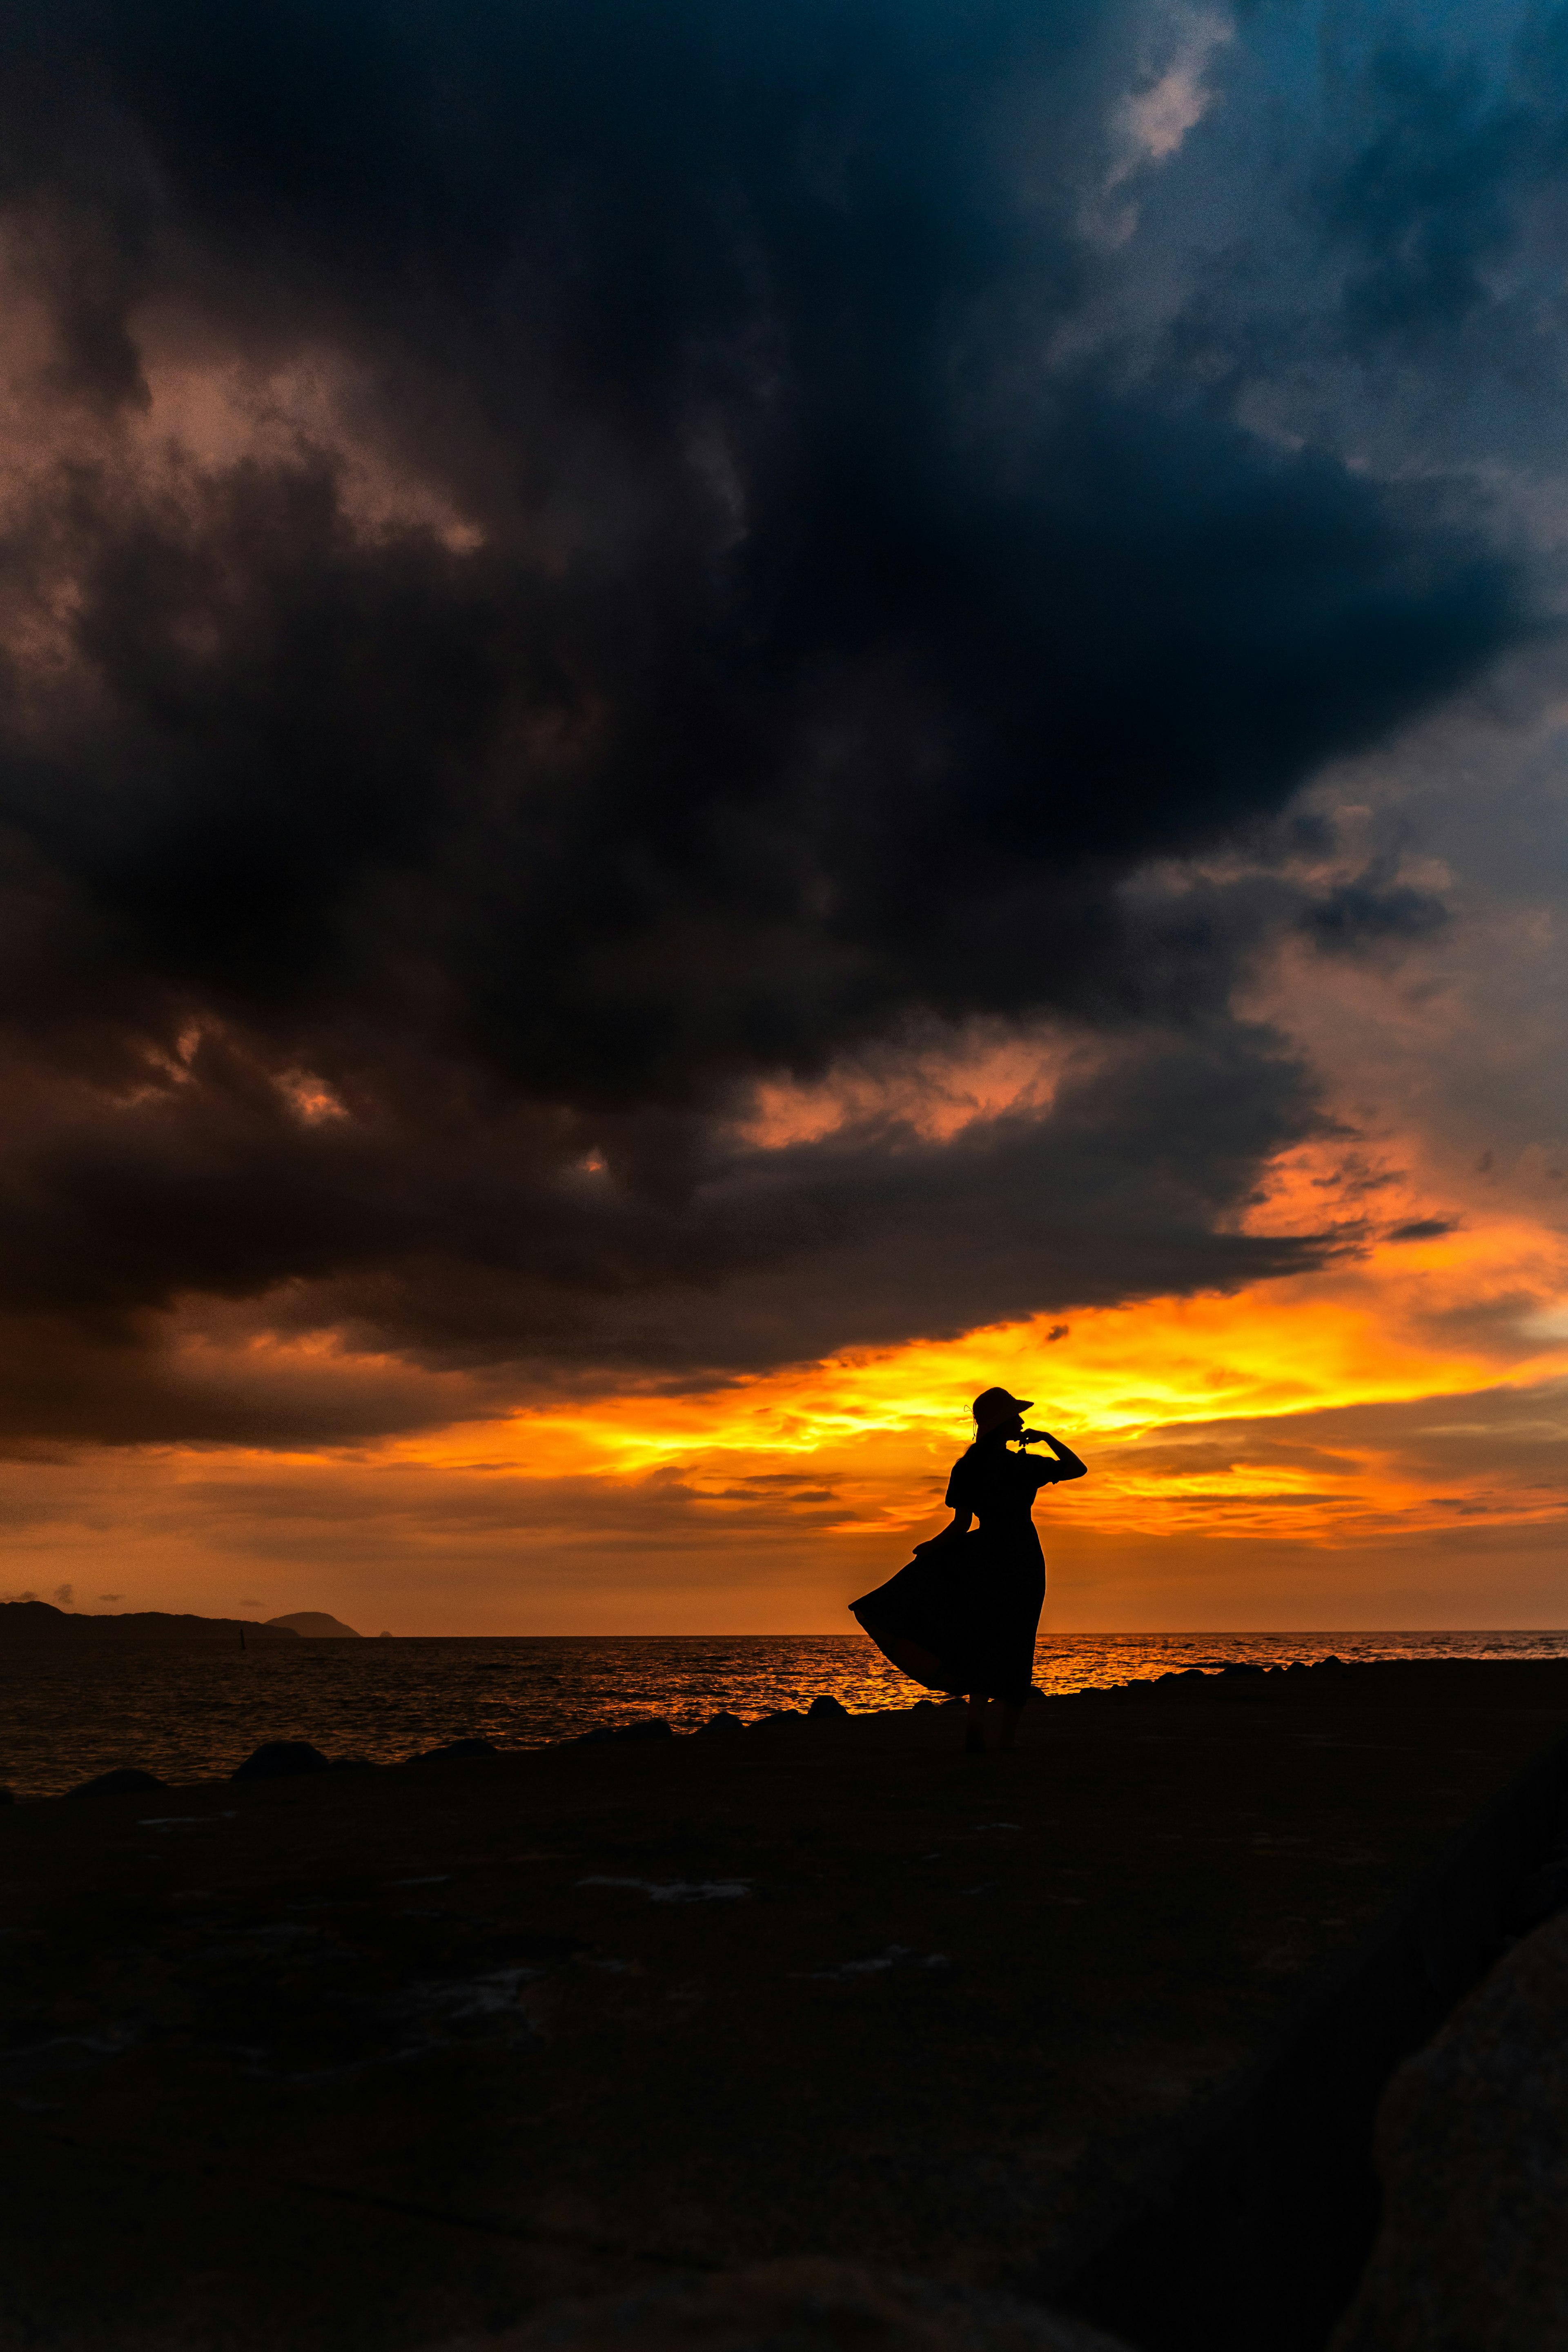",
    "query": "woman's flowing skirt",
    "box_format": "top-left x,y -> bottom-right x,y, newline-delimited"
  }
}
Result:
850,1523 -> 1044,1704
